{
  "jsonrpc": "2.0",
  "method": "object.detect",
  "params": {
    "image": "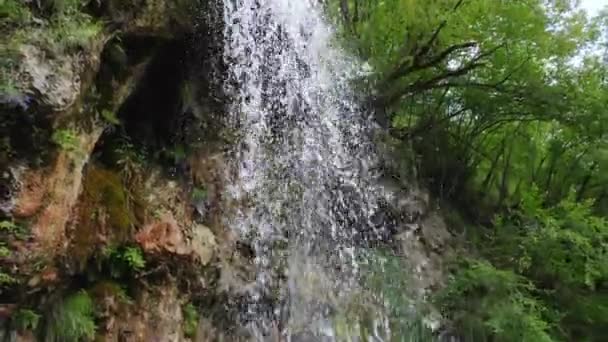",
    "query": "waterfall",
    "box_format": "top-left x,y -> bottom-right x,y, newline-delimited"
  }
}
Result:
221,0 -> 393,339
